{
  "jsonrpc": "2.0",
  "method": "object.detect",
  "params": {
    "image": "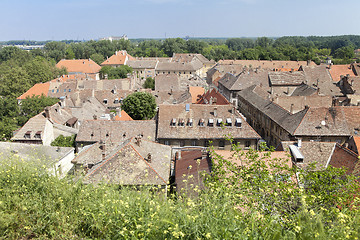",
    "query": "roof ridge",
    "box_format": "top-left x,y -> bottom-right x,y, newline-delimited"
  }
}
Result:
129,144 -> 167,184
84,141 -> 132,179
292,107 -> 310,135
